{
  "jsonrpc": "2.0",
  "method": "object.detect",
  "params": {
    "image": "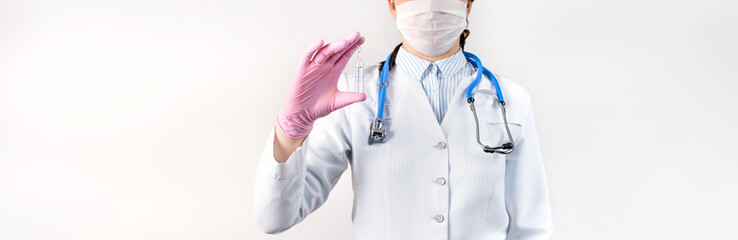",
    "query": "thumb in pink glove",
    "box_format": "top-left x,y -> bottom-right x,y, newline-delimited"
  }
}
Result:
277,32 -> 367,139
